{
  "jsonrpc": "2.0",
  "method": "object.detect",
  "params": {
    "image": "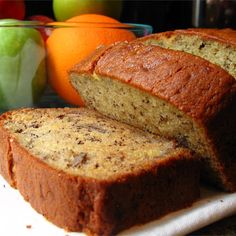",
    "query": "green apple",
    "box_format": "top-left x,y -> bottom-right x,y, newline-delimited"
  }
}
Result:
53,0 -> 123,21
0,19 -> 47,110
